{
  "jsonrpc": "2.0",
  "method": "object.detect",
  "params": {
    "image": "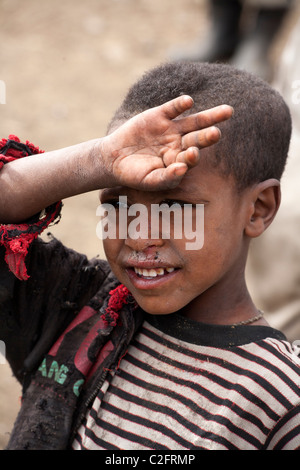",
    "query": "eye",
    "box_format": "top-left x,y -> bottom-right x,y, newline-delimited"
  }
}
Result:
160,199 -> 191,208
